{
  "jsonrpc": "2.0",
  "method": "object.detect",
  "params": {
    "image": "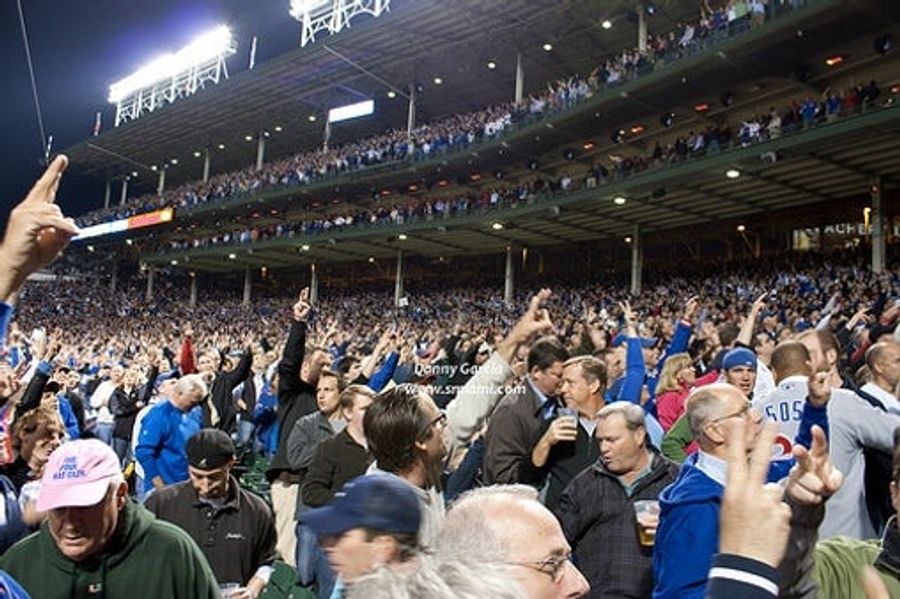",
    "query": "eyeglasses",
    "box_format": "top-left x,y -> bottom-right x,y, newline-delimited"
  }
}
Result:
709,401 -> 753,424
417,411 -> 447,438
507,552 -> 573,583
